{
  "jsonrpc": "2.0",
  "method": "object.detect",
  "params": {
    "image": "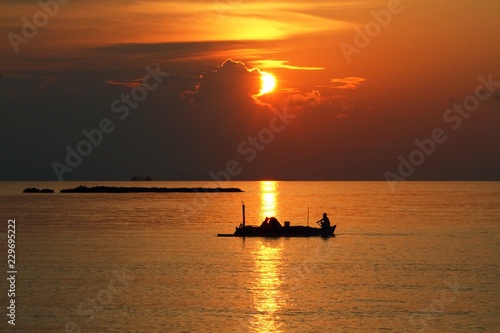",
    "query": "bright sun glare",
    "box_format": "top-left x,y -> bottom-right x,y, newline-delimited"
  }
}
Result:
260,72 -> 276,95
